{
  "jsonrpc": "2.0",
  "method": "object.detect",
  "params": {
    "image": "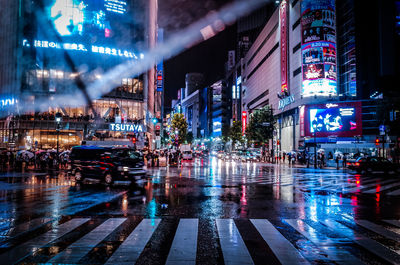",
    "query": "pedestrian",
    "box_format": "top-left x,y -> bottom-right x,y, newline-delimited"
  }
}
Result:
320,153 -> 325,168
288,153 -> 292,165
335,155 -> 339,170
343,155 -> 347,170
